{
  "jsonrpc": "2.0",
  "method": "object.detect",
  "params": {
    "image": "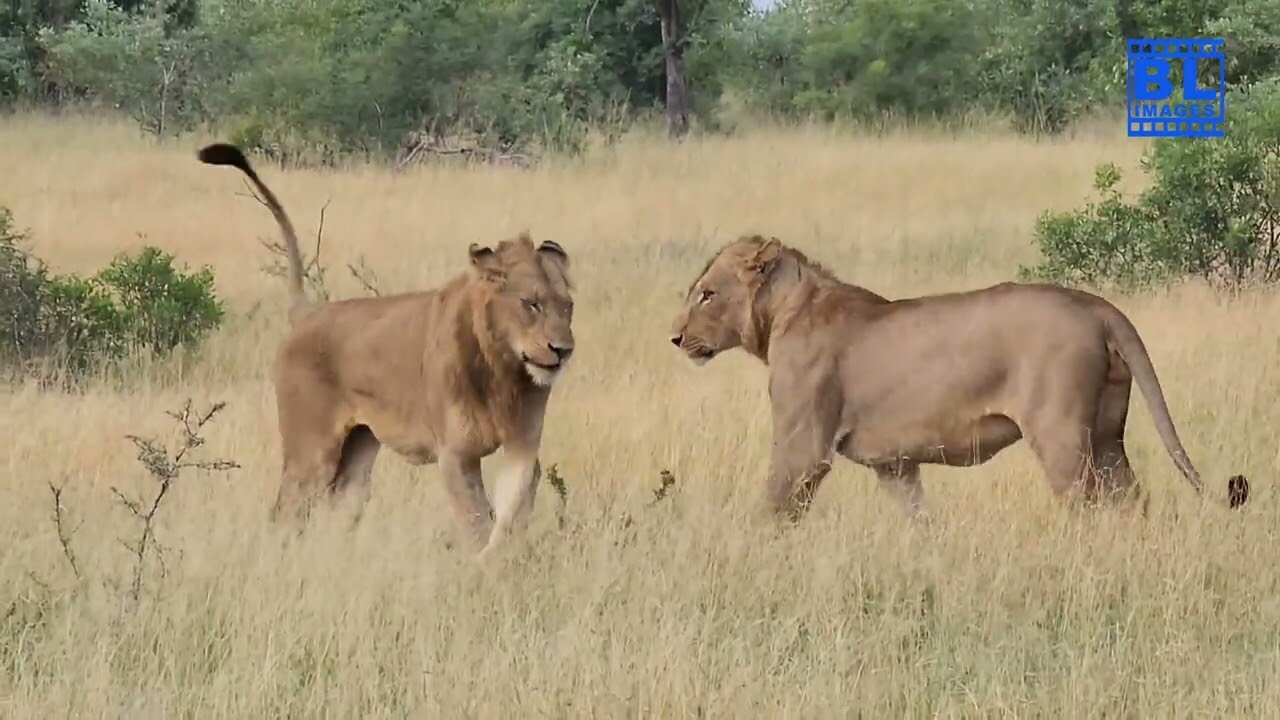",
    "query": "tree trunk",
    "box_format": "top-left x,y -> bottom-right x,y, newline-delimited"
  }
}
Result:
656,0 -> 689,140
